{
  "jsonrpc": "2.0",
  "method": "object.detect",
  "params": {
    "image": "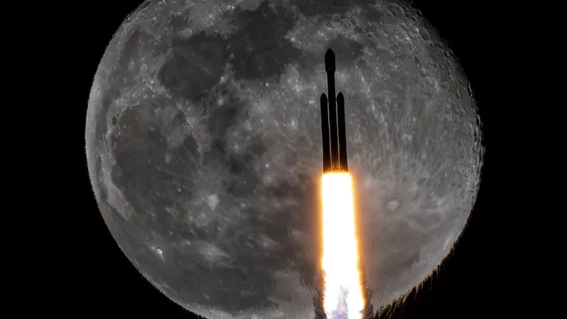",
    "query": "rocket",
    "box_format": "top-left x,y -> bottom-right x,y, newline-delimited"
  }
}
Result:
321,49 -> 348,173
